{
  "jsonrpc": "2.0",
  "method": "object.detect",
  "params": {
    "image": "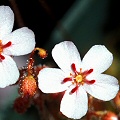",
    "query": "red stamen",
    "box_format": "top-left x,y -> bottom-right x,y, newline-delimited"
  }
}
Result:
0,54 -> 5,60
71,63 -> 77,73
87,69 -> 93,74
62,77 -> 72,83
3,41 -> 12,49
82,69 -> 93,76
85,80 -> 95,84
70,85 -> 79,94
